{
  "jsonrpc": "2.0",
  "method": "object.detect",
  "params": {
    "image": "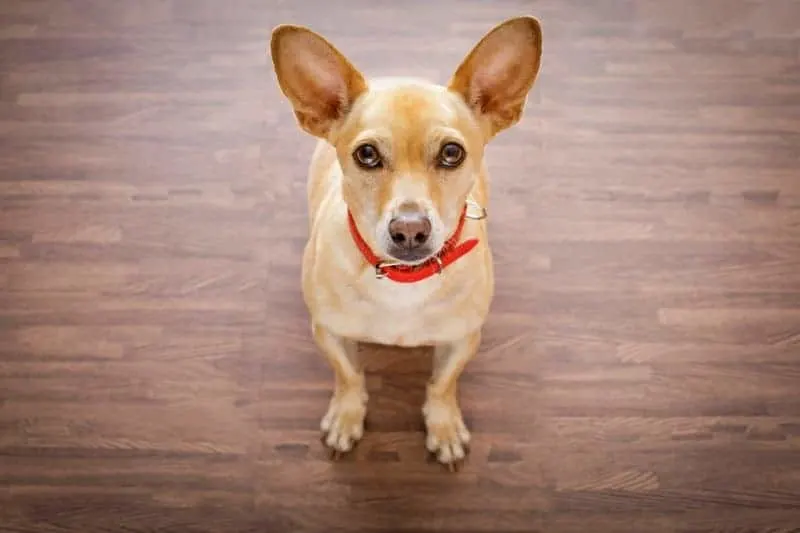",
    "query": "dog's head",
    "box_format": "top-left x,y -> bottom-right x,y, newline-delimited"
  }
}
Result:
270,17 -> 542,264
